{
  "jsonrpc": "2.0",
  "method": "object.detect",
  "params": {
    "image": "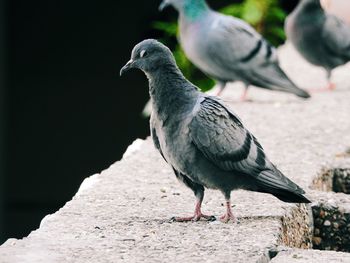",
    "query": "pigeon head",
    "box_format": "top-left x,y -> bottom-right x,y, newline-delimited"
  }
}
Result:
159,0 -> 184,11
159,0 -> 209,20
120,39 -> 177,76
300,0 -> 322,9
